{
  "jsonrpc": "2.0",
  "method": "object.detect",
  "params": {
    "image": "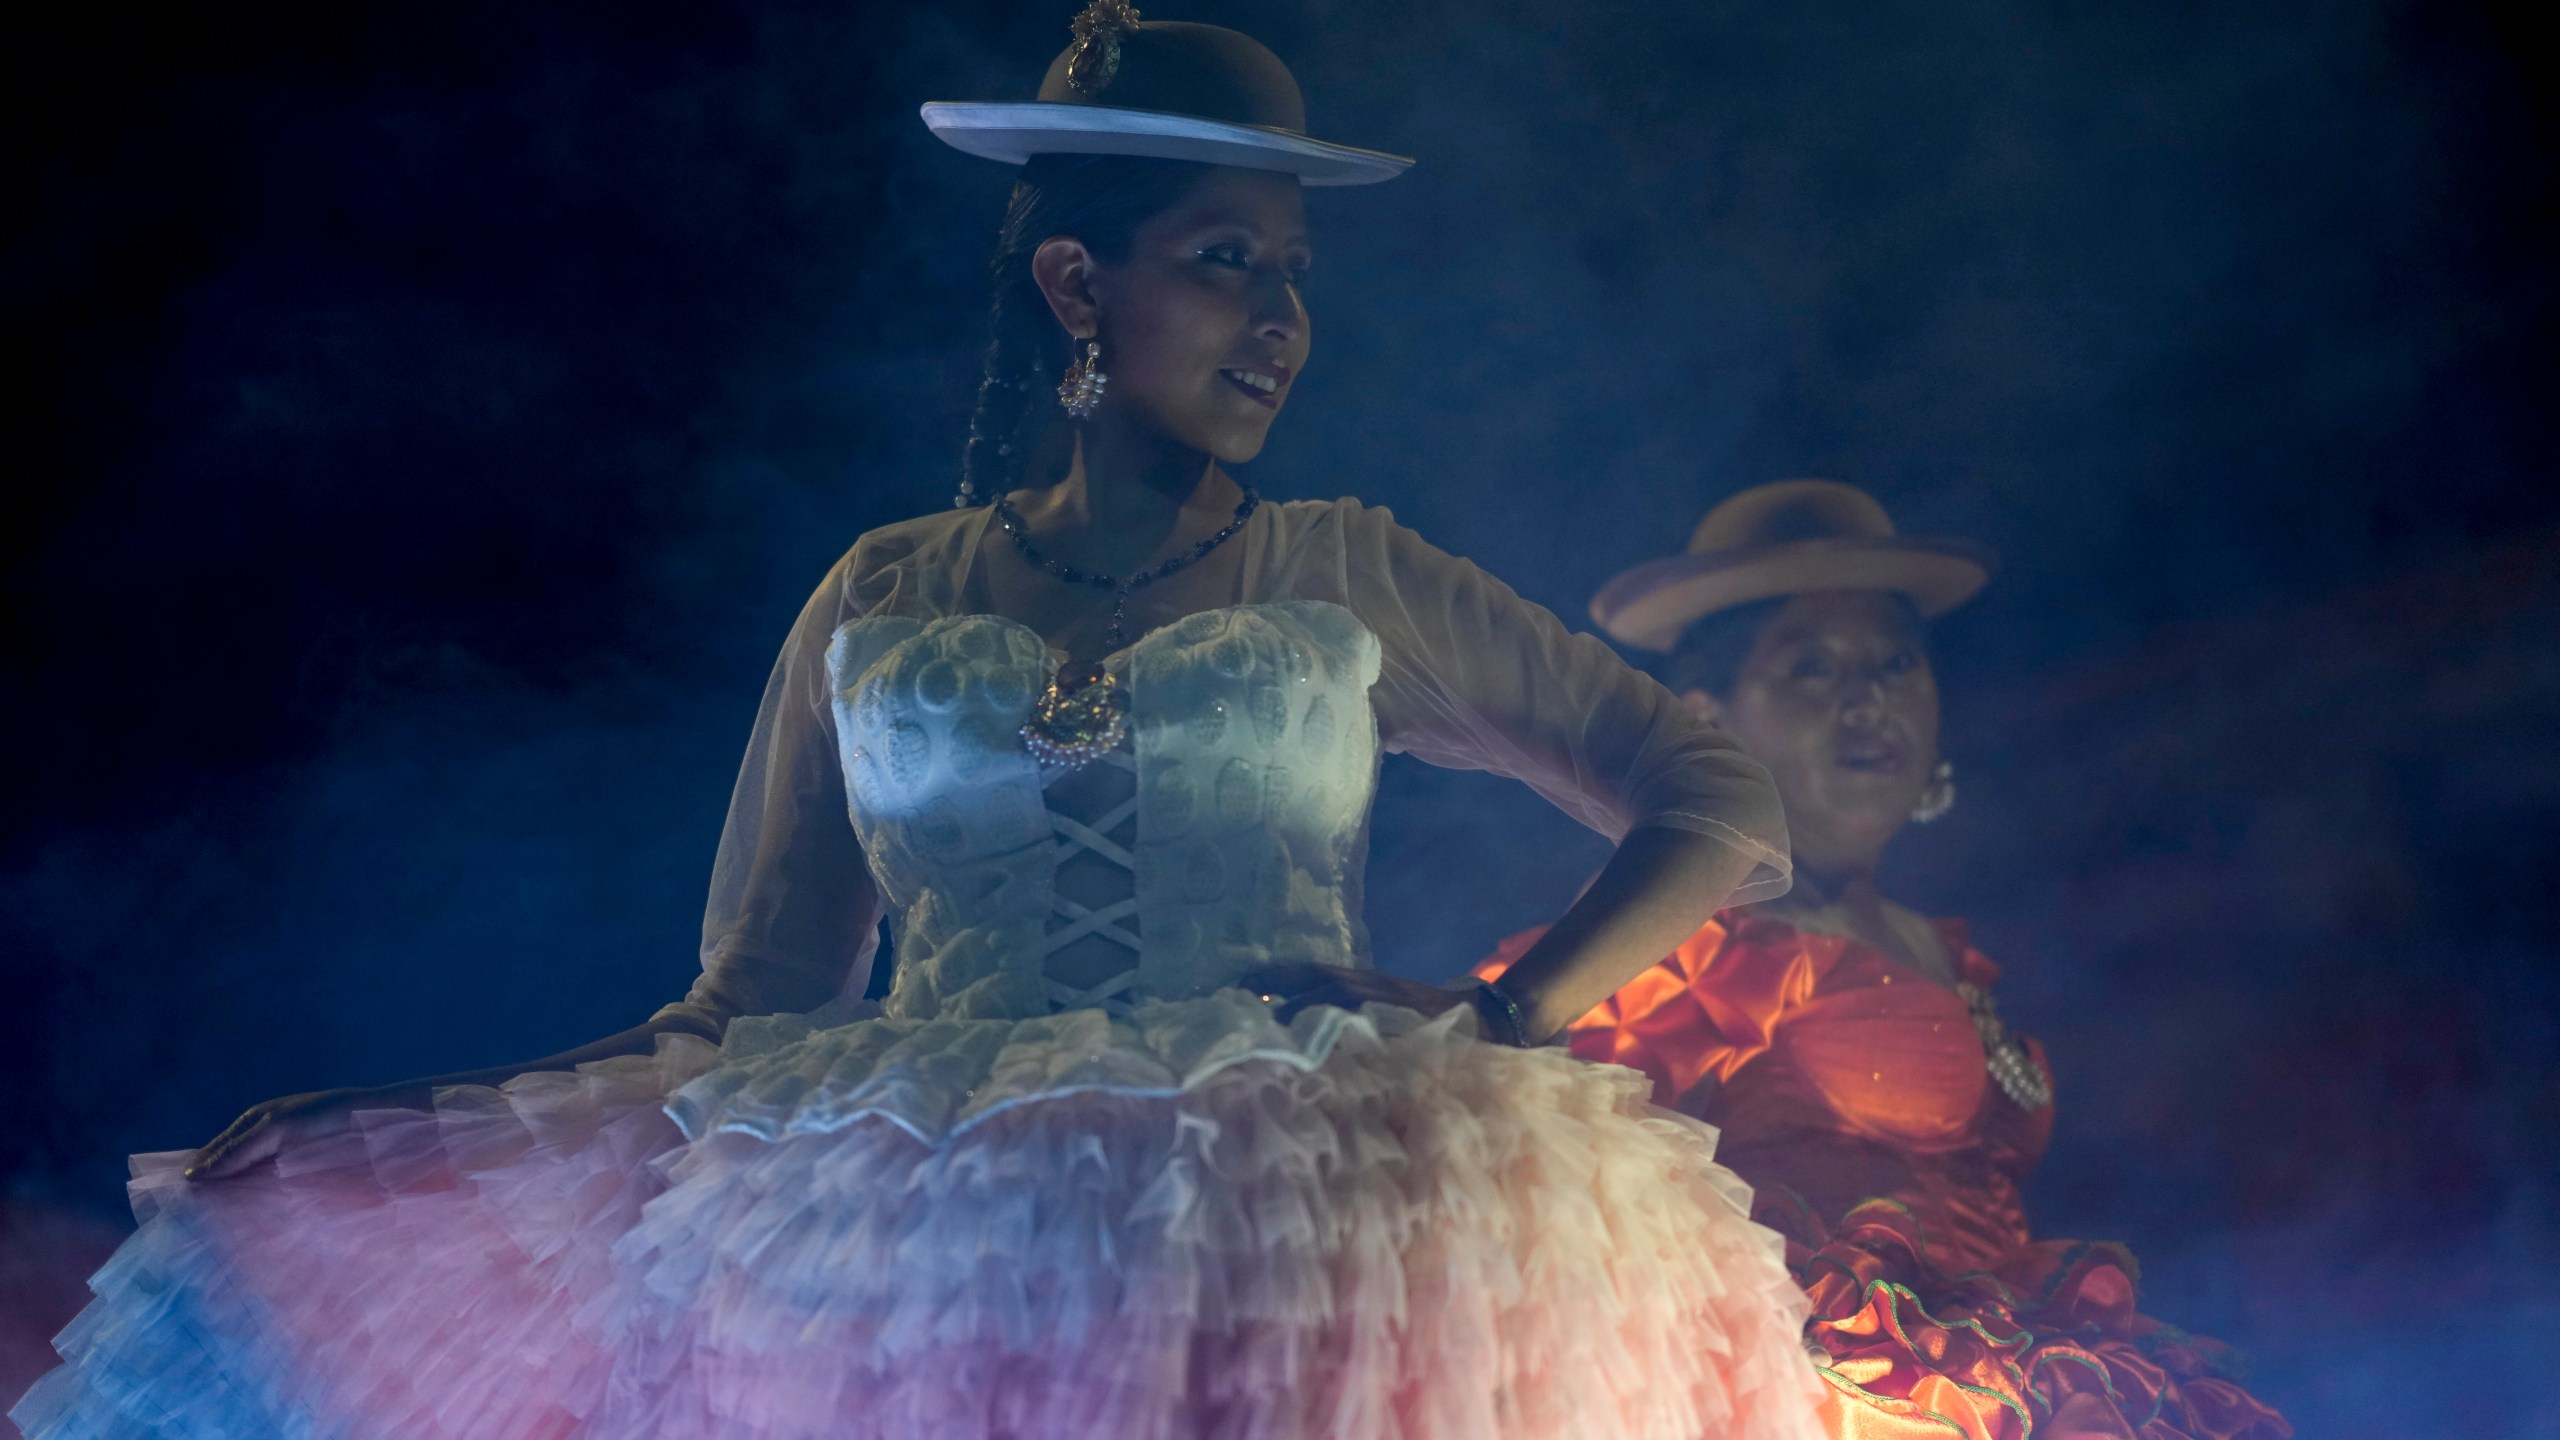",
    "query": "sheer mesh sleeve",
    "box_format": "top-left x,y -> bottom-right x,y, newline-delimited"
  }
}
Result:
655,553 -> 884,1033
1268,499 -> 1790,902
